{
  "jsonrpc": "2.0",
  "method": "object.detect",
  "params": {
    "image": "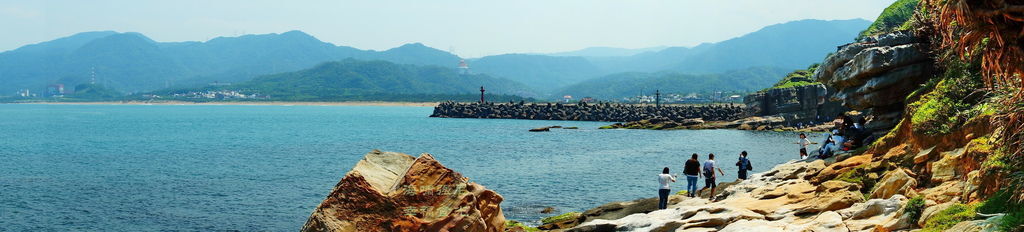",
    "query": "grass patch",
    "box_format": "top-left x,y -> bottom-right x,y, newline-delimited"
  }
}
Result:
907,58 -> 985,135
977,190 -> 1024,231
505,220 -> 540,232
762,64 -> 820,91
541,212 -> 581,224
859,0 -> 920,39
922,203 -> 977,232
835,164 -> 878,194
